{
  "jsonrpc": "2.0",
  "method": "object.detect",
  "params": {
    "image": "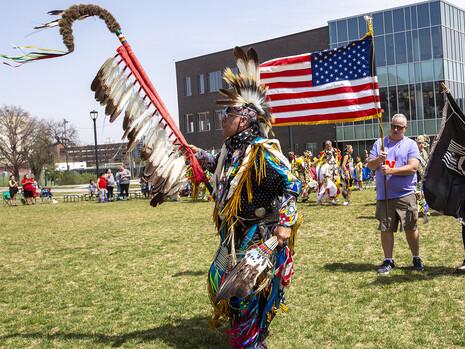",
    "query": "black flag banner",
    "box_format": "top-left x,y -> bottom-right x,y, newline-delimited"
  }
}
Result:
424,89 -> 465,219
